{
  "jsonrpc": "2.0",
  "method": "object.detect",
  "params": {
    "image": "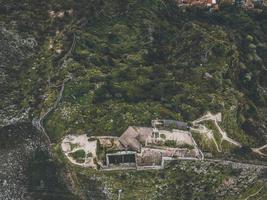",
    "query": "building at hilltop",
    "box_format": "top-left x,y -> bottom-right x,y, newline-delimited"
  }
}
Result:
61,120 -> 203,170
104,120 -> 201,170
175,0 -> 218,8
